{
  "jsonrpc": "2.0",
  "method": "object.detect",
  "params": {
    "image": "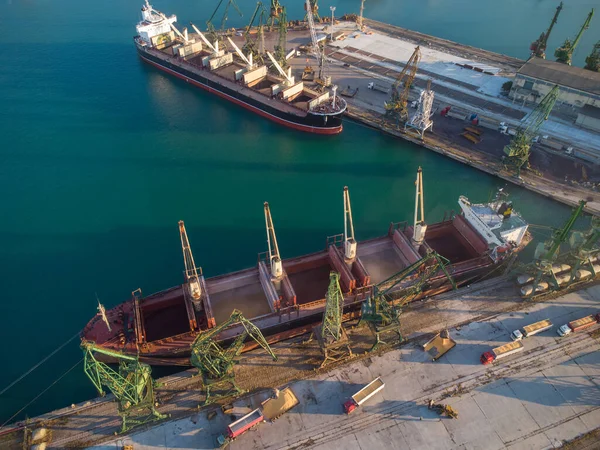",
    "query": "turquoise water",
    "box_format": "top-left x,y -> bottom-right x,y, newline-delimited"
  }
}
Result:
0,0 -> 595,424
